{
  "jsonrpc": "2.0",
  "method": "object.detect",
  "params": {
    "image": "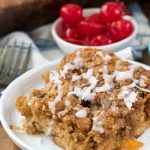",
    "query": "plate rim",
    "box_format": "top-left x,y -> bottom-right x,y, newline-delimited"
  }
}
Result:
0,59 -> 149,150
